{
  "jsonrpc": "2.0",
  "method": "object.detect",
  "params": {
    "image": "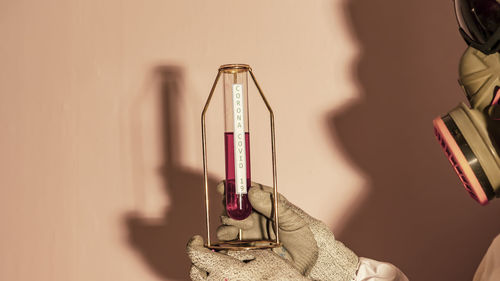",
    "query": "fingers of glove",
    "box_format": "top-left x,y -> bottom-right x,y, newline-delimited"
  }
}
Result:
280,229 -> 318,274
247,184 -> 274,219
250,182 -> 273,193
250,182 -> 314,221
216,225 -> 239,241
216,181 -> 227,216
244,249 -> 284,264
248,186 -> 307,231
189,265 -> 207,281
216,181 -> 225,195
220,215 -> 254,230
186,235 -> 241,272
217,215 -> 254,240
227,251 -> 256,262
218,213 -> 270,241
